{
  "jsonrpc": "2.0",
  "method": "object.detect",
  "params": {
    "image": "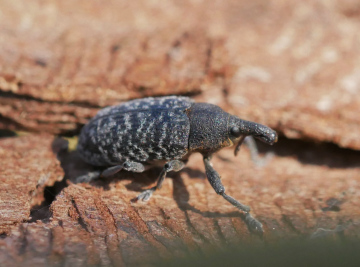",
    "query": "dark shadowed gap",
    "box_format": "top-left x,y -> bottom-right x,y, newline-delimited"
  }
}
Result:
0,129 -> 17,138
0,233 -> 7,239
28,179 -> 67,223
27,137 -> 84,223
0,91 -> 103,108
248,135 -> 360,169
